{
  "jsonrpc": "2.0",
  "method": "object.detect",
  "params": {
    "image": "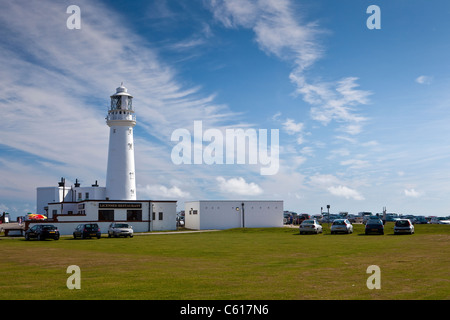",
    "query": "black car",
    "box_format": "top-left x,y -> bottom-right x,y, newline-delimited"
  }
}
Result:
25,224 -> 60,240
73,223 -> 101,239
365,219 -> 384,235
